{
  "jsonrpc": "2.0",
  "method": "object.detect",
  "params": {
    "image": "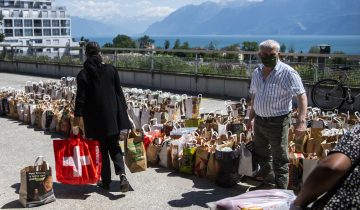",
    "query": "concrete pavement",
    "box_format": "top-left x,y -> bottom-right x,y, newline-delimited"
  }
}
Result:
0,73 -> 254,210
